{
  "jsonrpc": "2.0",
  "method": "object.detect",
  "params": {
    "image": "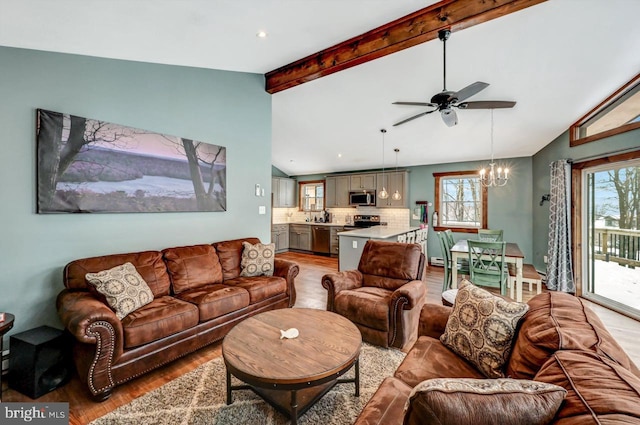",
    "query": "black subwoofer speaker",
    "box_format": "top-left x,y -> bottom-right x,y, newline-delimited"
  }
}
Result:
9,326 -> 72,399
